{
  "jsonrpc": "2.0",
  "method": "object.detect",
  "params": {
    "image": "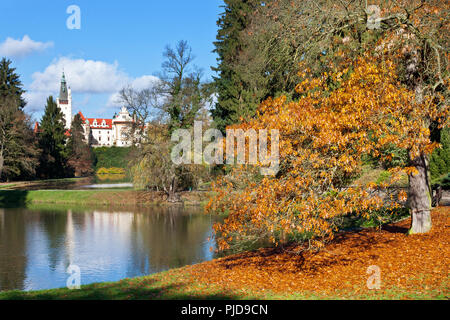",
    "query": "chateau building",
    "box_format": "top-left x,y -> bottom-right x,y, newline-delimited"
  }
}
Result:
77,106 -> 134,147
50,72 -> 136,147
